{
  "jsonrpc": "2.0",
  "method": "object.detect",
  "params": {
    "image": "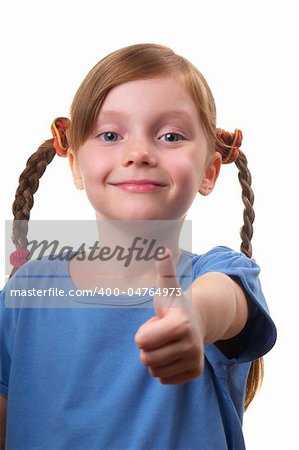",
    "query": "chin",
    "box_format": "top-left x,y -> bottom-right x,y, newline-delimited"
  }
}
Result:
122,212 -> 163,221
96,208 -> 168,221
